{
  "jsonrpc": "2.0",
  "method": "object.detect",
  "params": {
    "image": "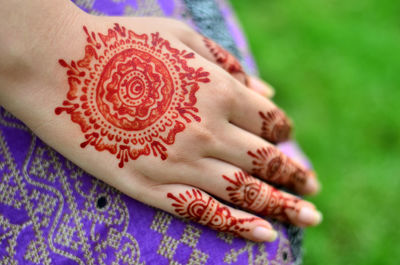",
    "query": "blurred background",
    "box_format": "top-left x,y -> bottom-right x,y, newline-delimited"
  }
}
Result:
231,0 -> 400,264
